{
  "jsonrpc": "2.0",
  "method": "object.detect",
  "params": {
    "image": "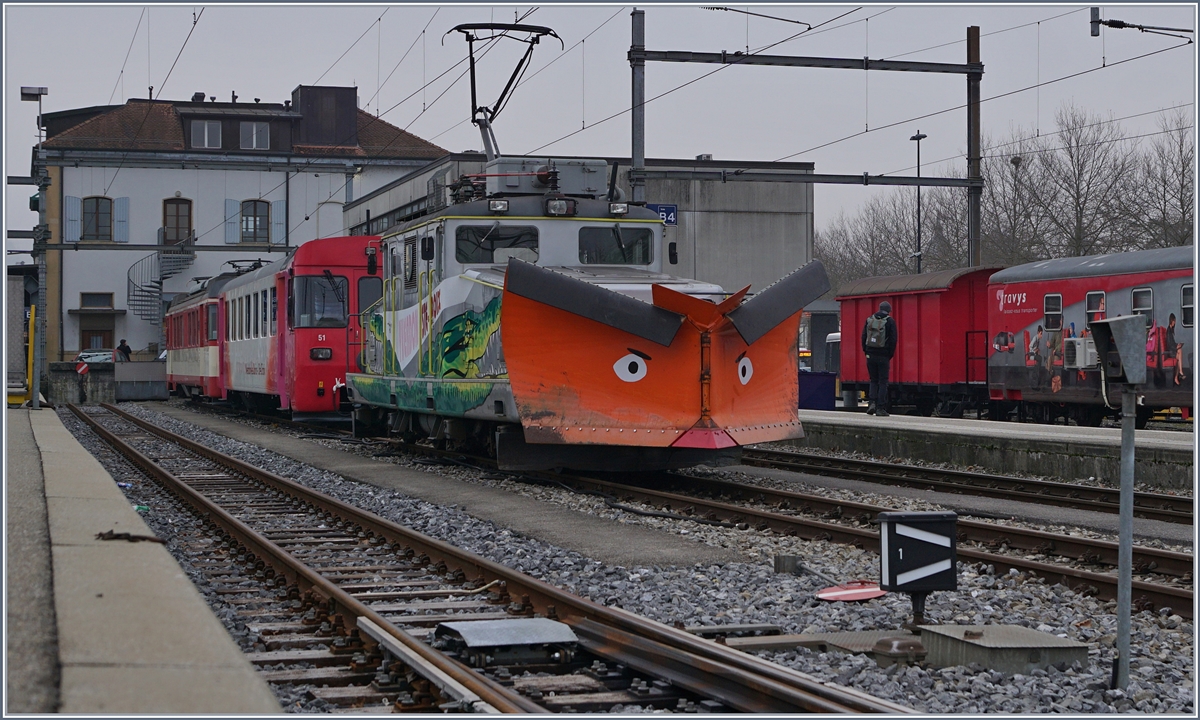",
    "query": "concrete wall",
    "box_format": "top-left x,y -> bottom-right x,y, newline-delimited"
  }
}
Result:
47,362 -> 114,406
